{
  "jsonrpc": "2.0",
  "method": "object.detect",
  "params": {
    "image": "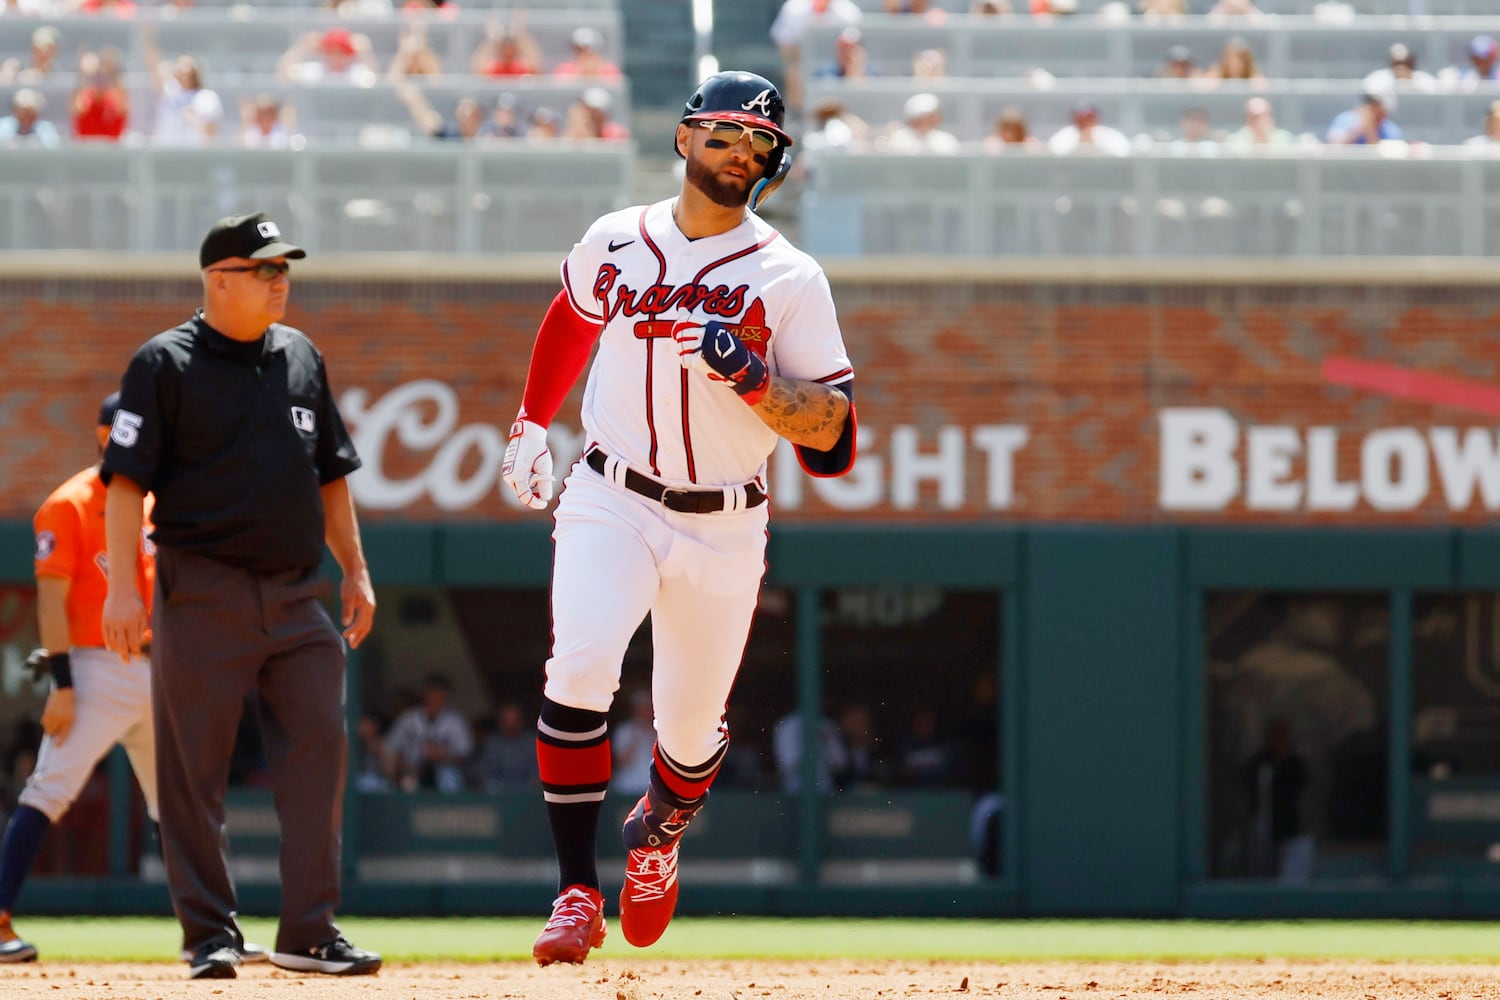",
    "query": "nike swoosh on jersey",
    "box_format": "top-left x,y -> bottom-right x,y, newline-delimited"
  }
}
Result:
608,239 -> 635,252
